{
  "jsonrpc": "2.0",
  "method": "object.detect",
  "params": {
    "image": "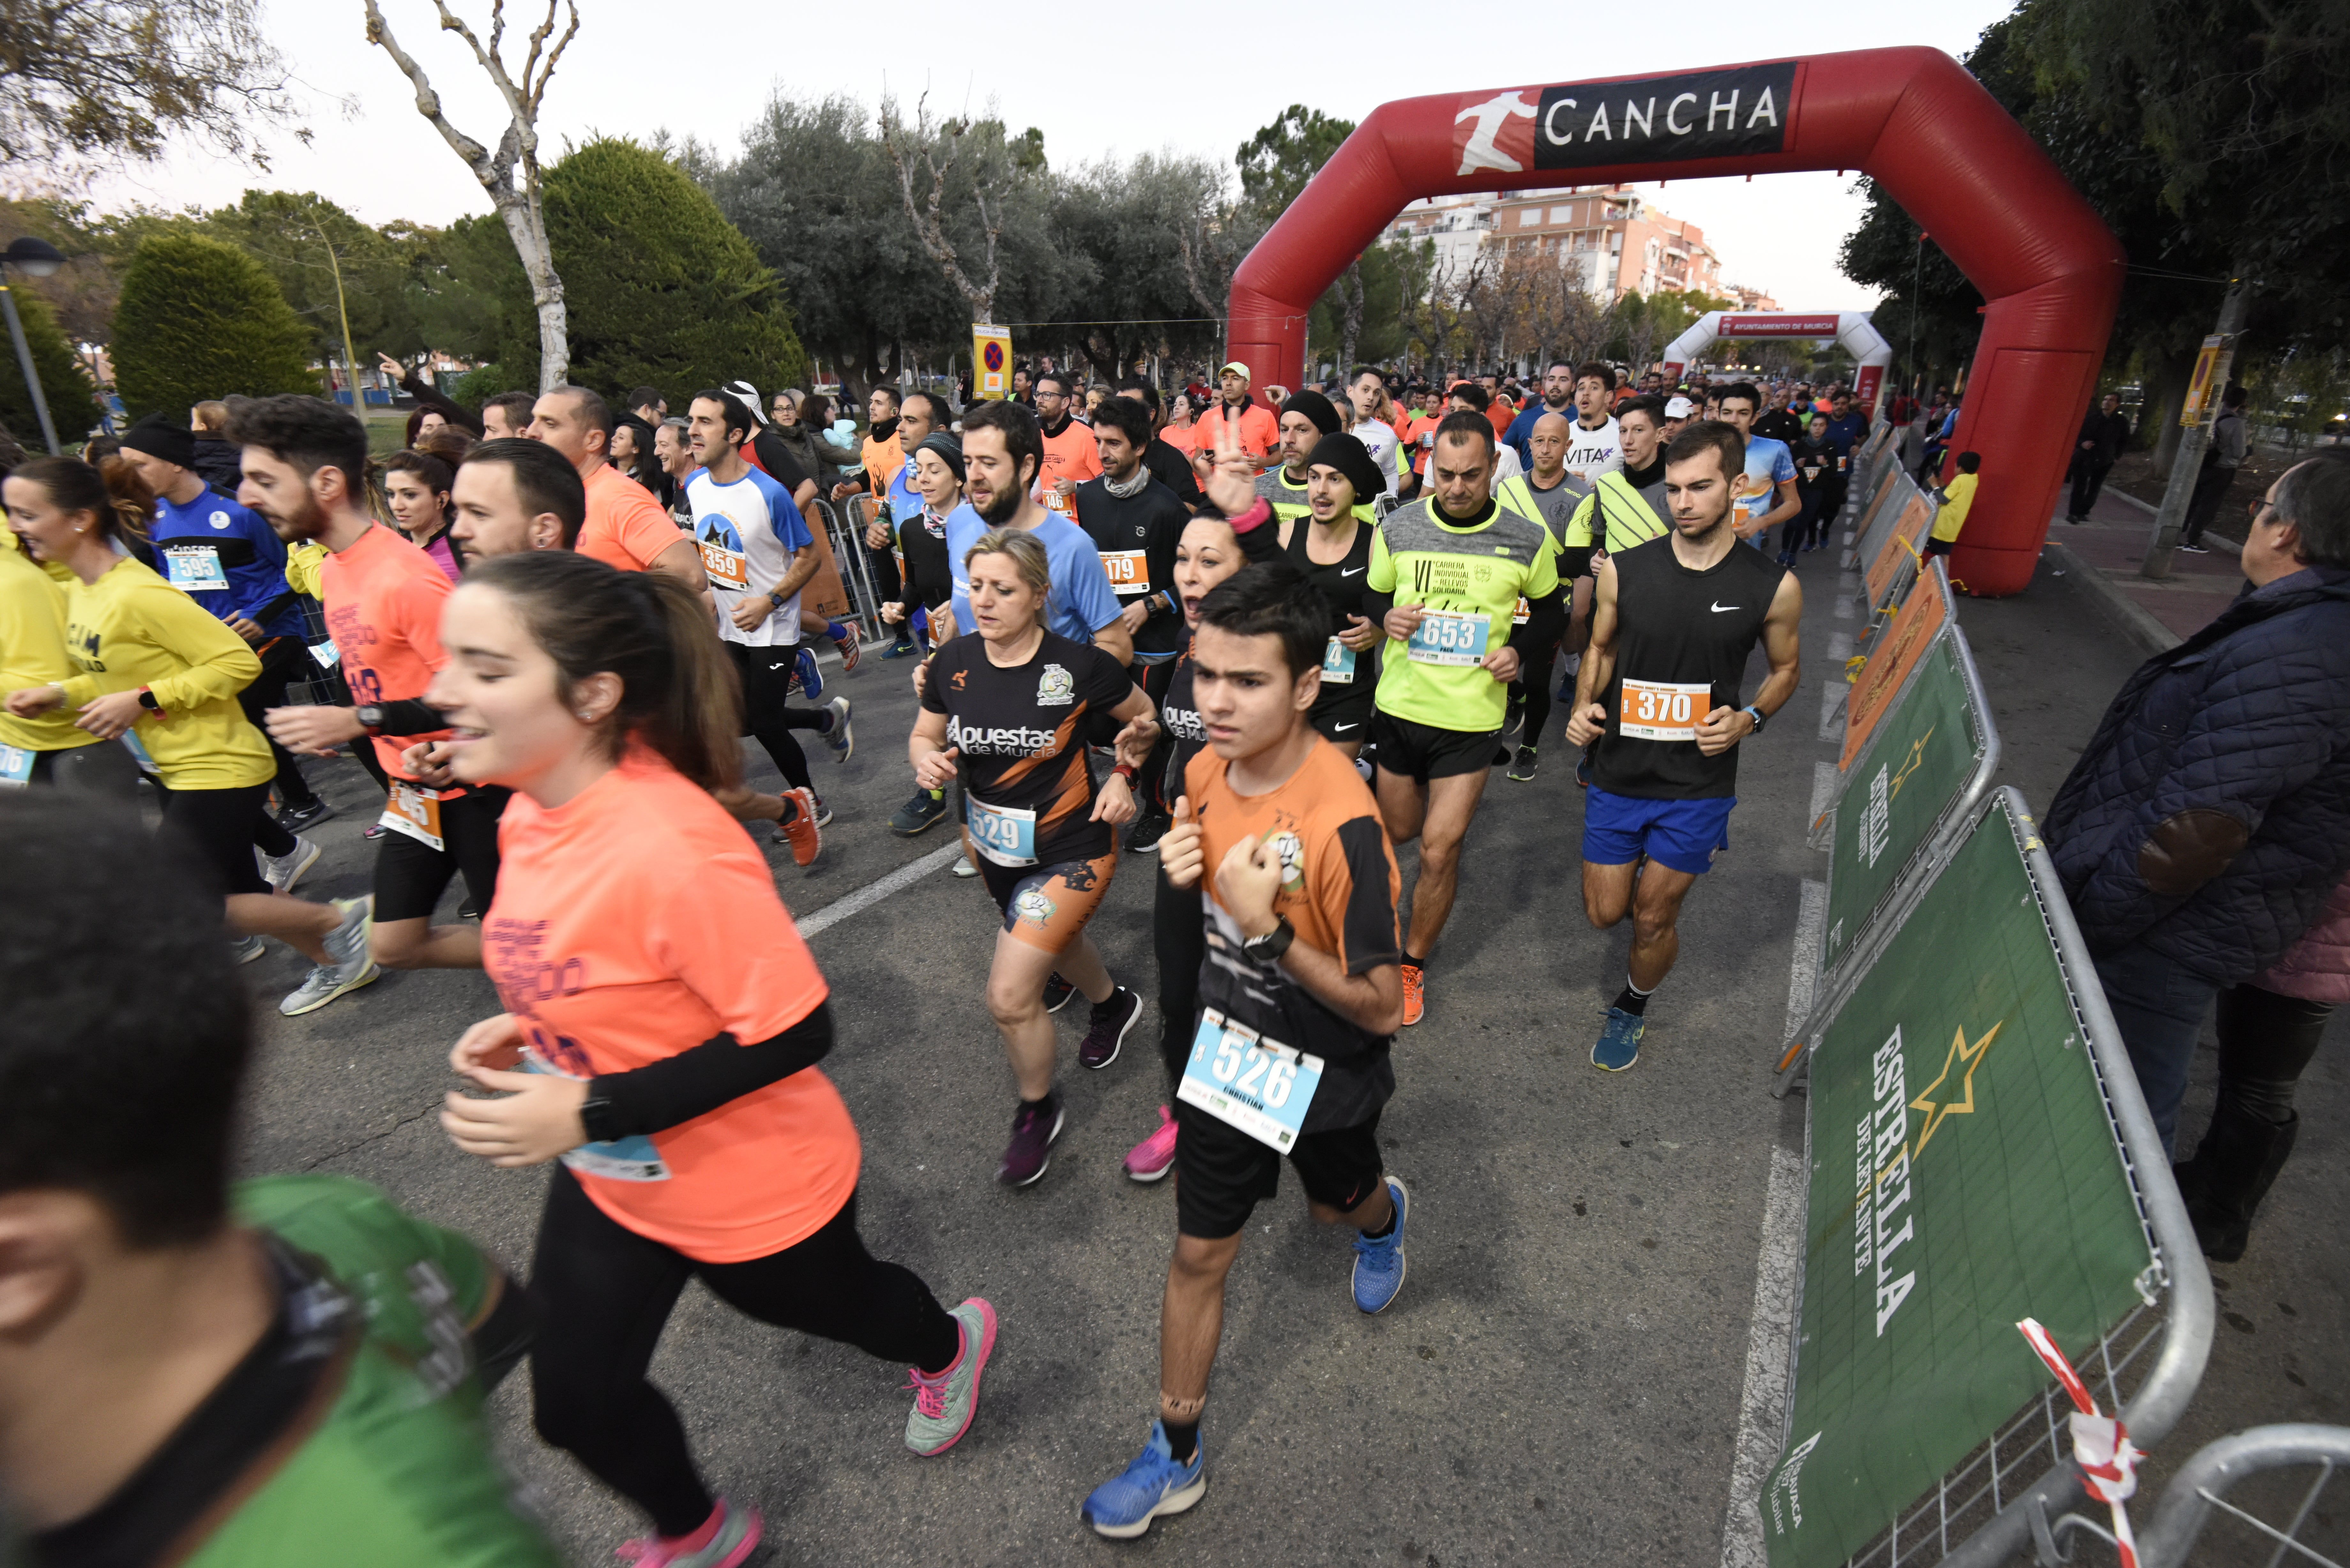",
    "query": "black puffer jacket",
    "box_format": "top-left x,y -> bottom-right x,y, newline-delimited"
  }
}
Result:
190,435 -> 244,497
2045,564 -> 2350,983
